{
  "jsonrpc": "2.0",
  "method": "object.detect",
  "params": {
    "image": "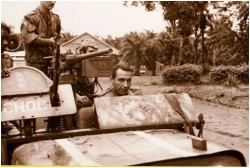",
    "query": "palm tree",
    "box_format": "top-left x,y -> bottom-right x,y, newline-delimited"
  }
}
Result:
143,30 -> 161,76
103,35 -> 123,50
60,32 -> 76,44
121,32 -> 145,76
